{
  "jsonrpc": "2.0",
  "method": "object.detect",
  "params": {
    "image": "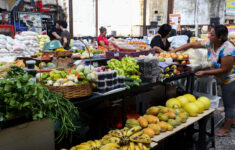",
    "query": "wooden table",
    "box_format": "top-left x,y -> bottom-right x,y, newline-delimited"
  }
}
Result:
150,109 -> 215,150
